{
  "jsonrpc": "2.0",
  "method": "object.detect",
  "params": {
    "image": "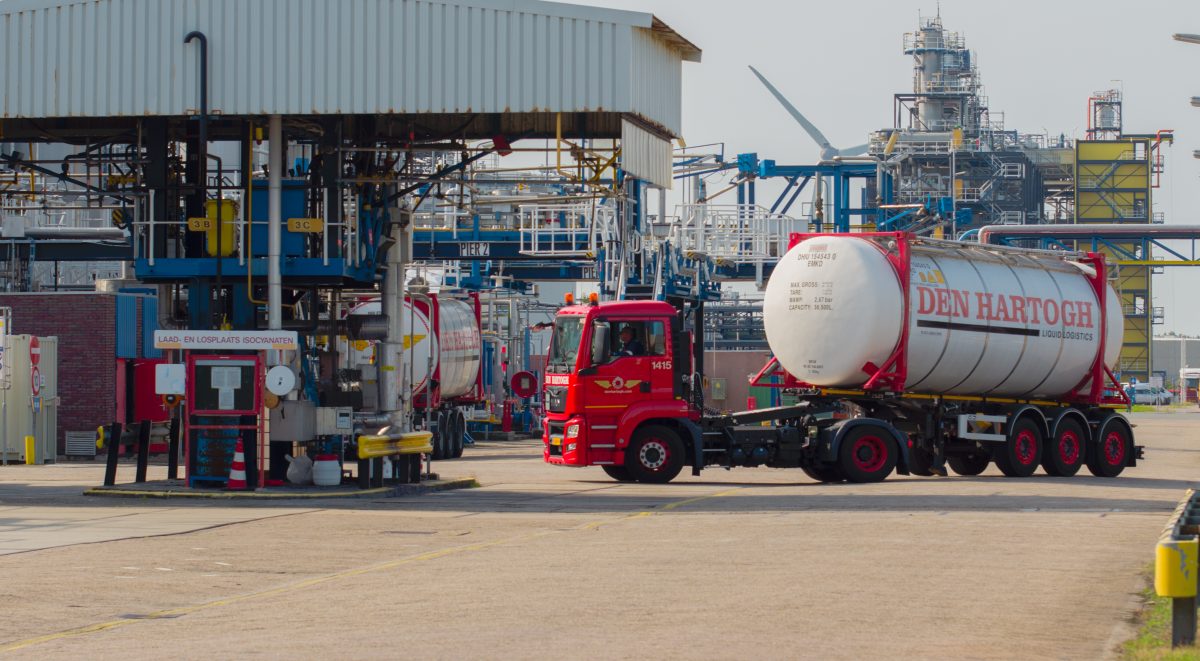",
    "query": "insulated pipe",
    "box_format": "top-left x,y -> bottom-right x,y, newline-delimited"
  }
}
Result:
22,227 -> 128,240
267,115 -> 283,330
379,219 -> 412,431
